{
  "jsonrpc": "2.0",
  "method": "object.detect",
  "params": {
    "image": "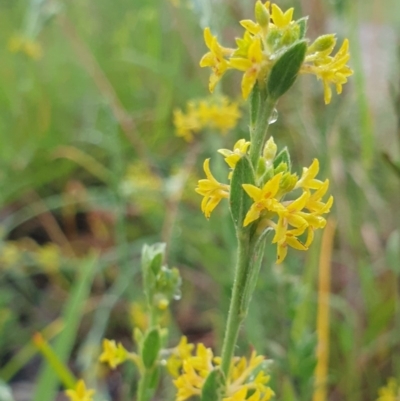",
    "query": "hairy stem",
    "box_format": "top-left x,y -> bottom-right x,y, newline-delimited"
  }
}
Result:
220,236 -> 250,378
249,96 -> 277,168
